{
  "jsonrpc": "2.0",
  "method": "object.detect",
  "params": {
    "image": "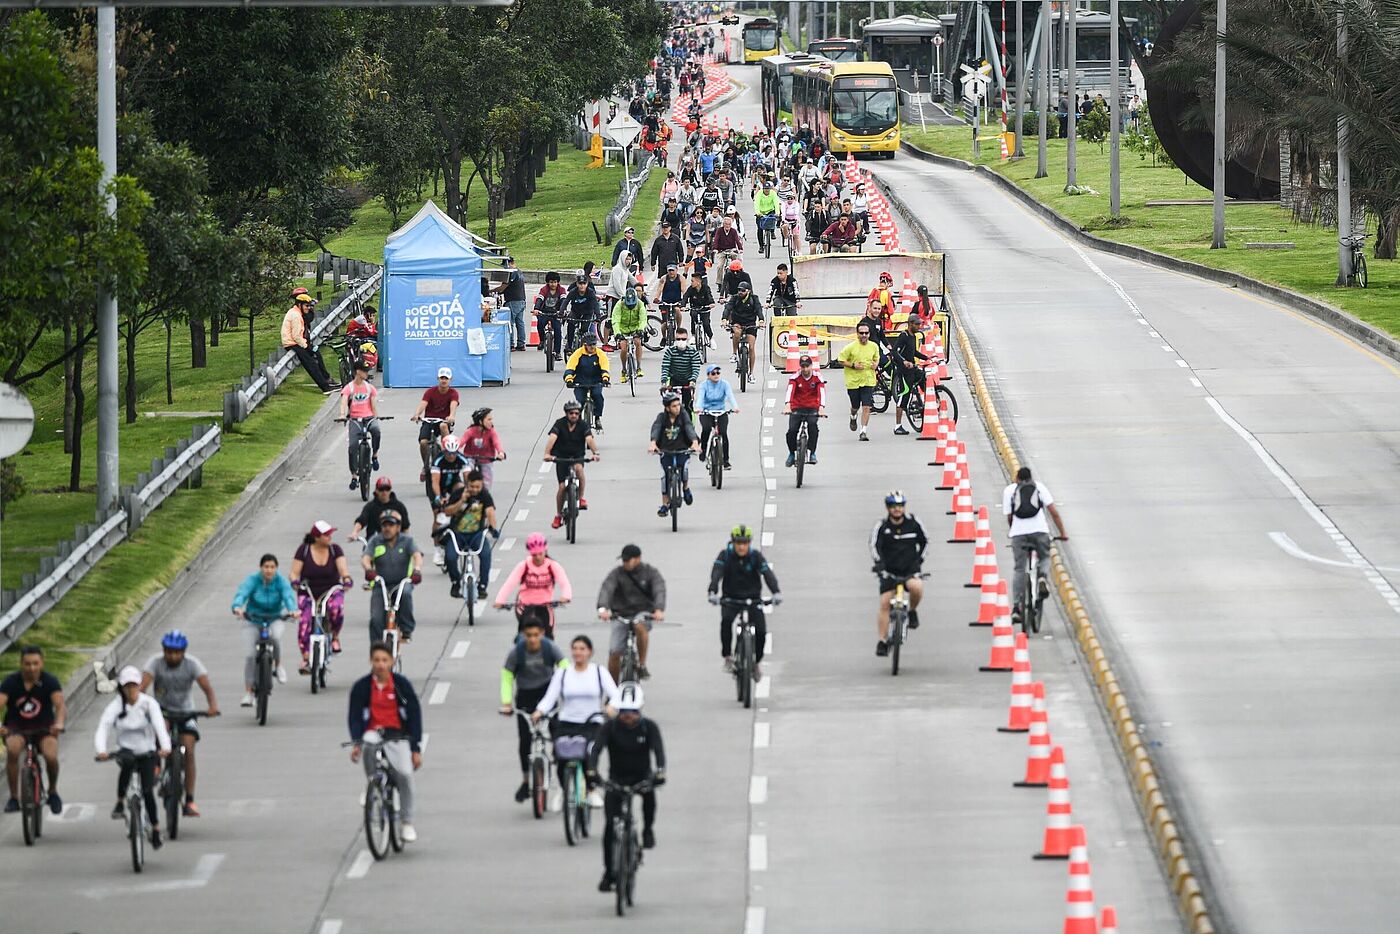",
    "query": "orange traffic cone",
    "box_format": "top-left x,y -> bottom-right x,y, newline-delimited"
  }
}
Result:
1014,682 -> 1053,787
970,572 -> 1000,627
1034,749 -> 1077,859
949,500 -> 978,544
946,470 -> 969,515
918,368 -> 941,440
1064,834 -> 1098,934
998,632 -> 1035,733
973,505 -> 992,542
1099,907 -> 1118,934
966,536 -> 996,588
936,440 -> 964,490
931,426 -> 958,467
979,587 -> 1015,669
785,328 -> 802,373
934,397 -> 953,448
